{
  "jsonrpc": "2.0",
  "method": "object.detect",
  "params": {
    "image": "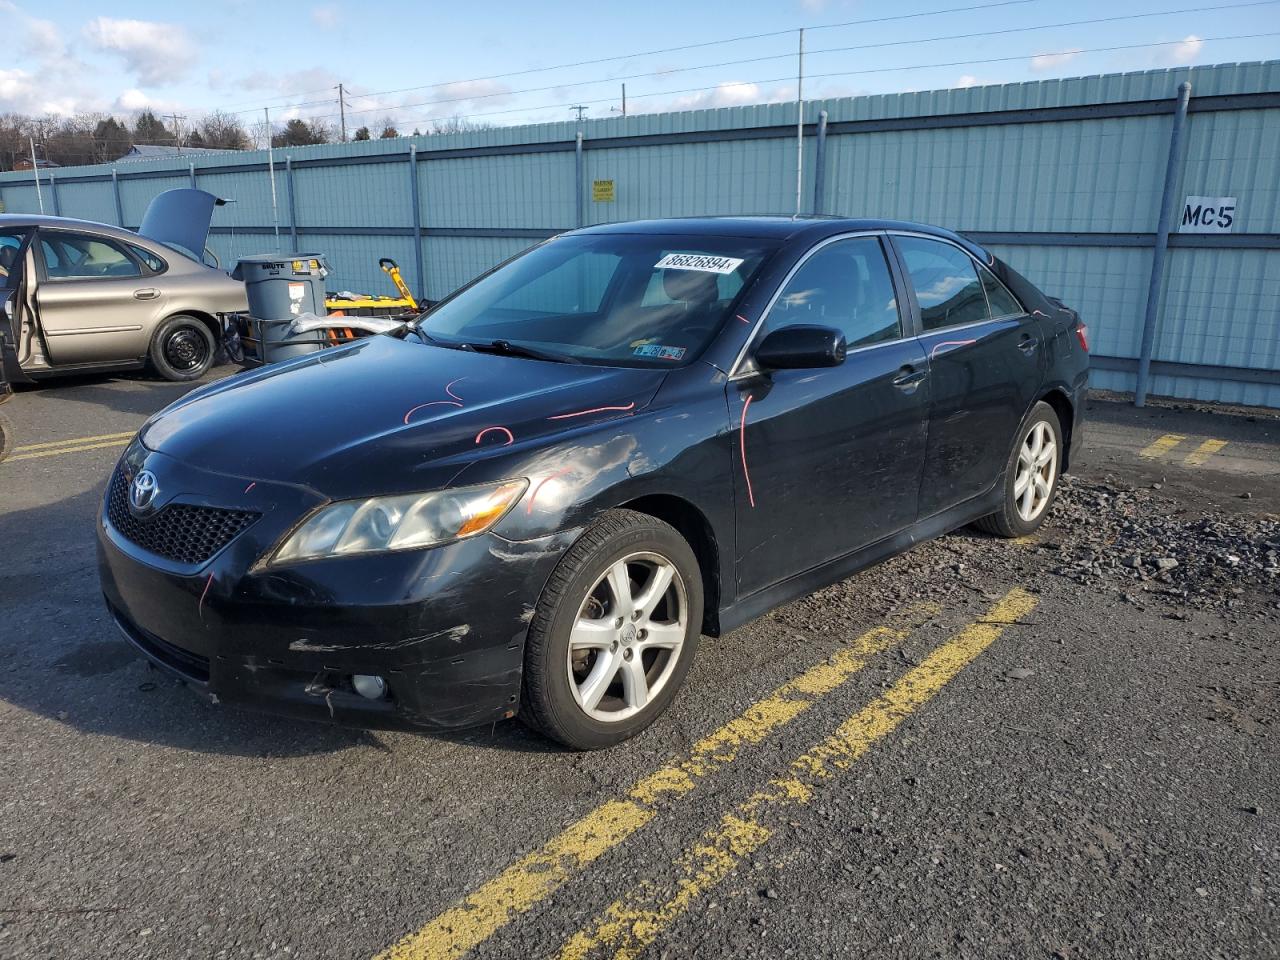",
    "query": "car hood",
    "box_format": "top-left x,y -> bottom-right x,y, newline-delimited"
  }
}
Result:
137,188 -> 225,262
141,335 -> 668,500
